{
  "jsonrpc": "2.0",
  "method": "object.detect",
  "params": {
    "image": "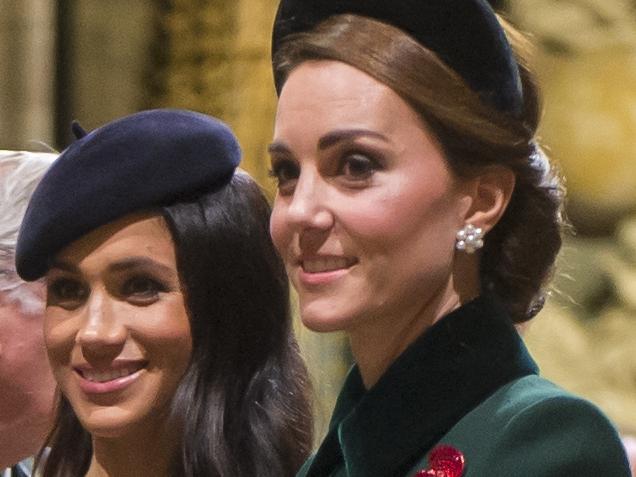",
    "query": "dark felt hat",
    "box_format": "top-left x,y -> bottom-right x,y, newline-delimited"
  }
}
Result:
16,109 -> 241,281
272,0 -> 523,114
